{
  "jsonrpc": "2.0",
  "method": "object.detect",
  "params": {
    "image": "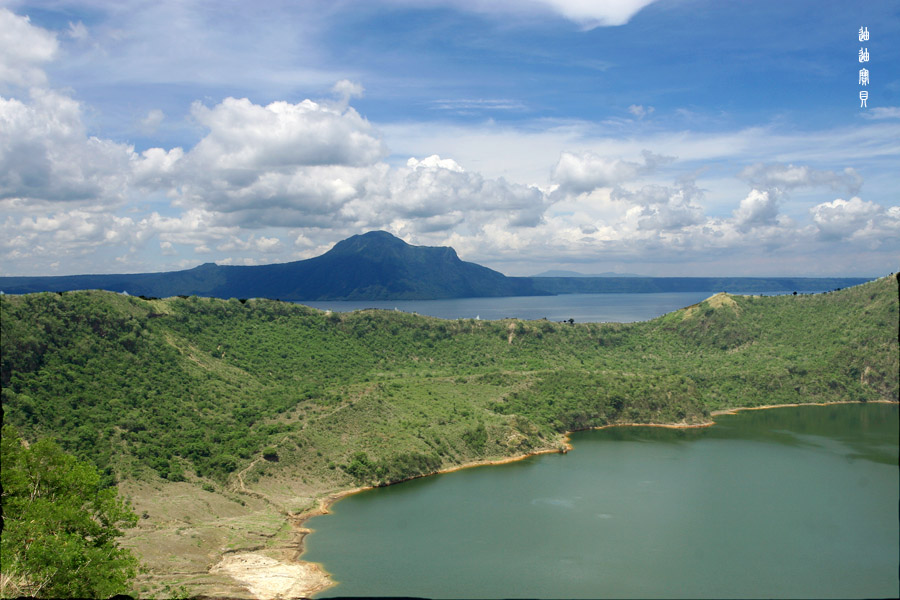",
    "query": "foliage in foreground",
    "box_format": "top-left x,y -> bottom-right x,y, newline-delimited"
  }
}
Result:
0,425 -> 139,599
0,275 -> 896,494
